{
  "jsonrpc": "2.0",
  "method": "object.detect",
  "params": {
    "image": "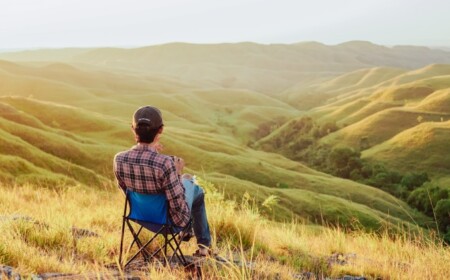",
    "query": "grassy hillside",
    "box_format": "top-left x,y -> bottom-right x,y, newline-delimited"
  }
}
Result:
309,66 -> 450,125
0,96 -> 429,230
0,60 -> 299,140
1,181 -> 448,279
415,88 -> 450,113
282,67 -> 406,110
321,108 -> 448,150
362,121 -> 450,177
1,43 -> 449,277
252,64 -> 450,196
1,42 -> 450,95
